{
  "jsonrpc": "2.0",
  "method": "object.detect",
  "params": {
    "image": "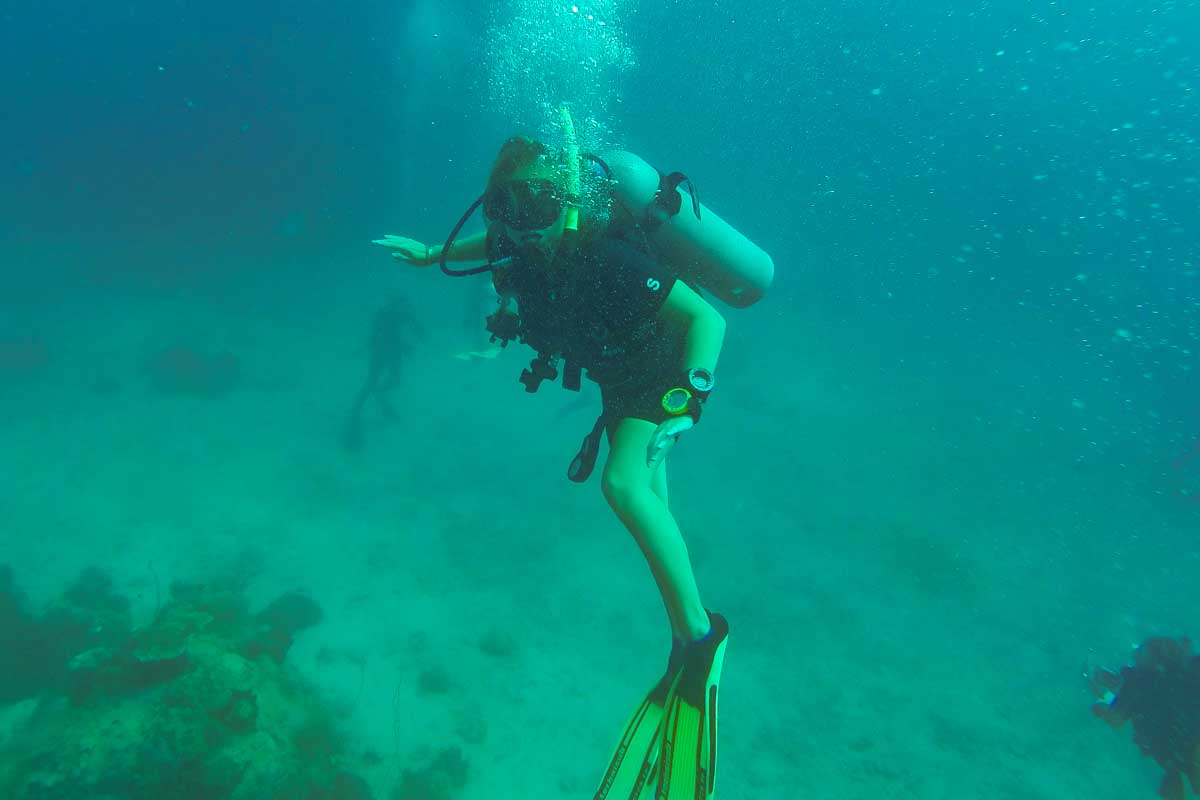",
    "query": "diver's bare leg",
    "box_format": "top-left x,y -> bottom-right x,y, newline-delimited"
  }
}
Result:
341,381 -> 374,451
366,364 -> 395,419
601,417 -> 709,642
